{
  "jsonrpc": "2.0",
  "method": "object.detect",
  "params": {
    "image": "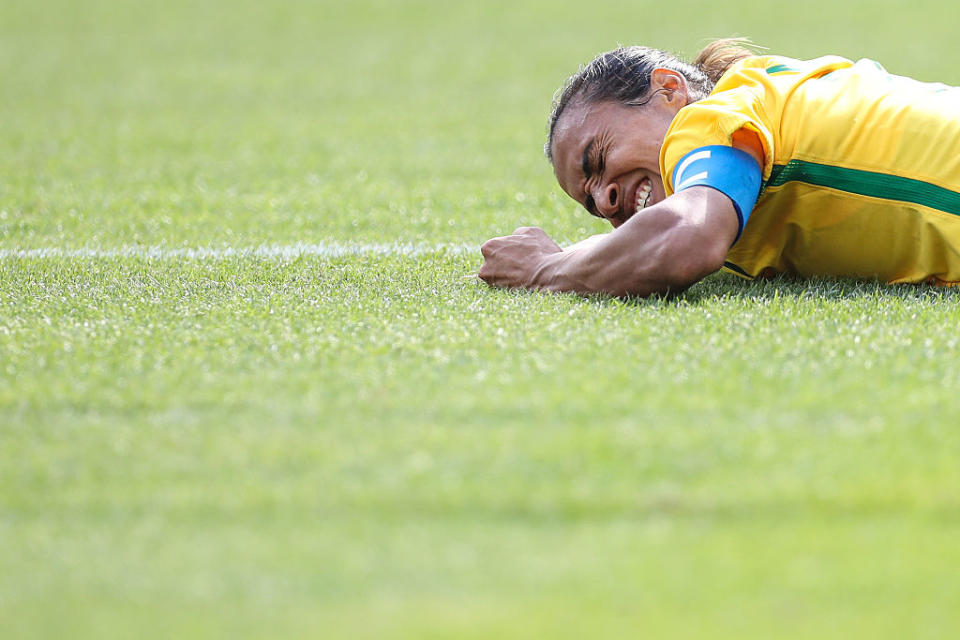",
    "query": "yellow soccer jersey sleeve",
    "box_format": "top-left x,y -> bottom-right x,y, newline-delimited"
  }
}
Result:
659,54 -> 960,284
